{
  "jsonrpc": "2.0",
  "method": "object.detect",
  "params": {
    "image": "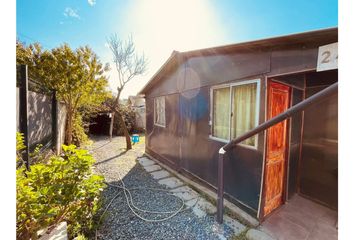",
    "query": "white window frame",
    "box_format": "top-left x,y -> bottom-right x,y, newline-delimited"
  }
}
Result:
209,79 -> 261,149
154,96 -> 166,127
